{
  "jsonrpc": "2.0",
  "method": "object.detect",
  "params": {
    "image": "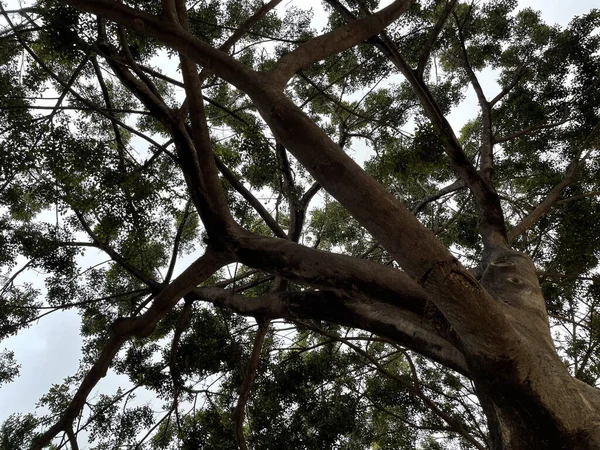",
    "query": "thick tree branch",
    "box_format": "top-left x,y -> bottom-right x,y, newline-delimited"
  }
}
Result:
178,54 -> 240,241
62,0 -> 519,368
191,287 -> 467,375
233,233 -> 428,312
98,41 -> 238,243
325,0 -> 509,252
269,0 -> 413,88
